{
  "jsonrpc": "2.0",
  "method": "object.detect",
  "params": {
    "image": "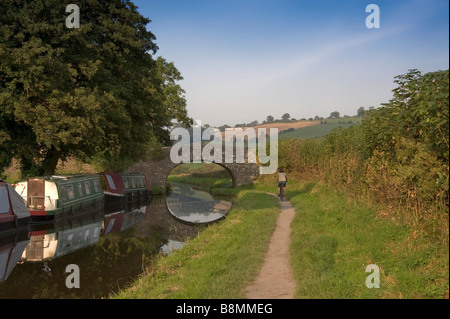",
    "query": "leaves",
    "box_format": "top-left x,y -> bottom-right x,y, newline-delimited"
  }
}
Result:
277,69 -> 449,214
0,0 -> 191,175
